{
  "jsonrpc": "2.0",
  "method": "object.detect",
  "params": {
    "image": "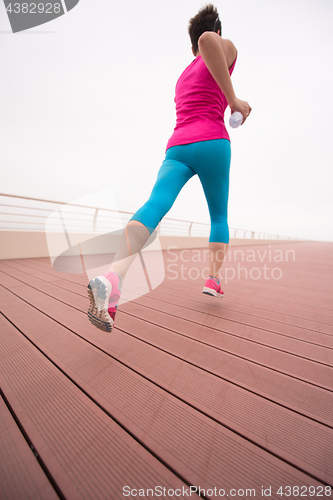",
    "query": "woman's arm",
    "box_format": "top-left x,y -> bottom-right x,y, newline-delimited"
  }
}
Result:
198,32 -> 236,104
198,31 -> 252,123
